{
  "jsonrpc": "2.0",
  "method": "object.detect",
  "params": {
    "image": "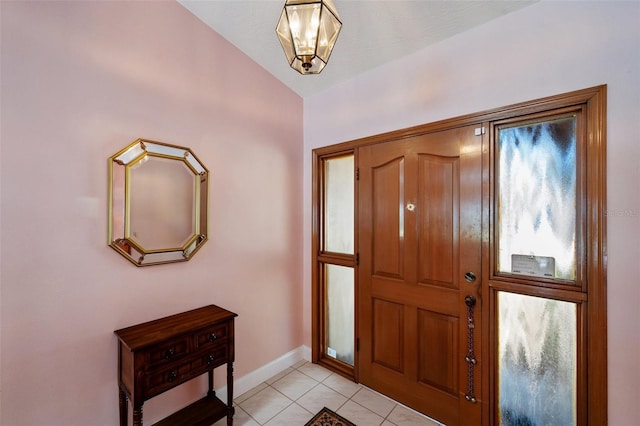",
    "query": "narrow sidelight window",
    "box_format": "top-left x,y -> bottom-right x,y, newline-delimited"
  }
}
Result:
323,155 -> 355,254
325,264 -> 355,365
